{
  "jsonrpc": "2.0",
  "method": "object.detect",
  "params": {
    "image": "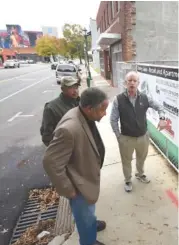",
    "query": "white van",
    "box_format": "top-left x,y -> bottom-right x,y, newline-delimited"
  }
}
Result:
56,64 -> 81,84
